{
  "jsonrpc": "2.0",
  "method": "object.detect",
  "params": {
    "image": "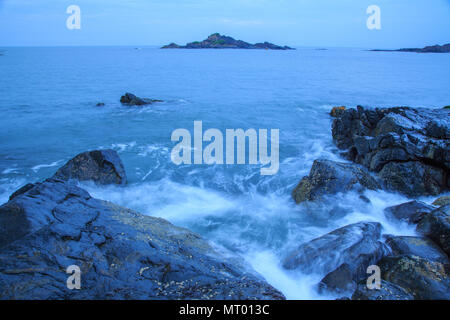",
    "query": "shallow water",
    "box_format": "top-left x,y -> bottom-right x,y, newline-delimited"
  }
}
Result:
0,46 -> 449,299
